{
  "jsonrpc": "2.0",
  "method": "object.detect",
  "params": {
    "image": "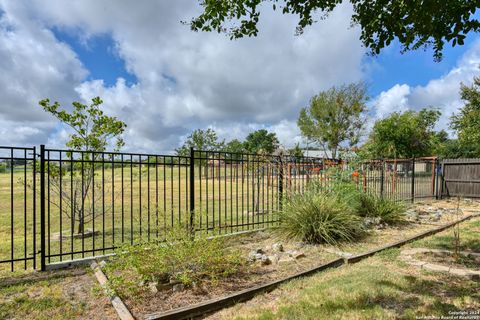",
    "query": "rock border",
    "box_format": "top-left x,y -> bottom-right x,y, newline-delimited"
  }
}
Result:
400,248 -> 480,280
